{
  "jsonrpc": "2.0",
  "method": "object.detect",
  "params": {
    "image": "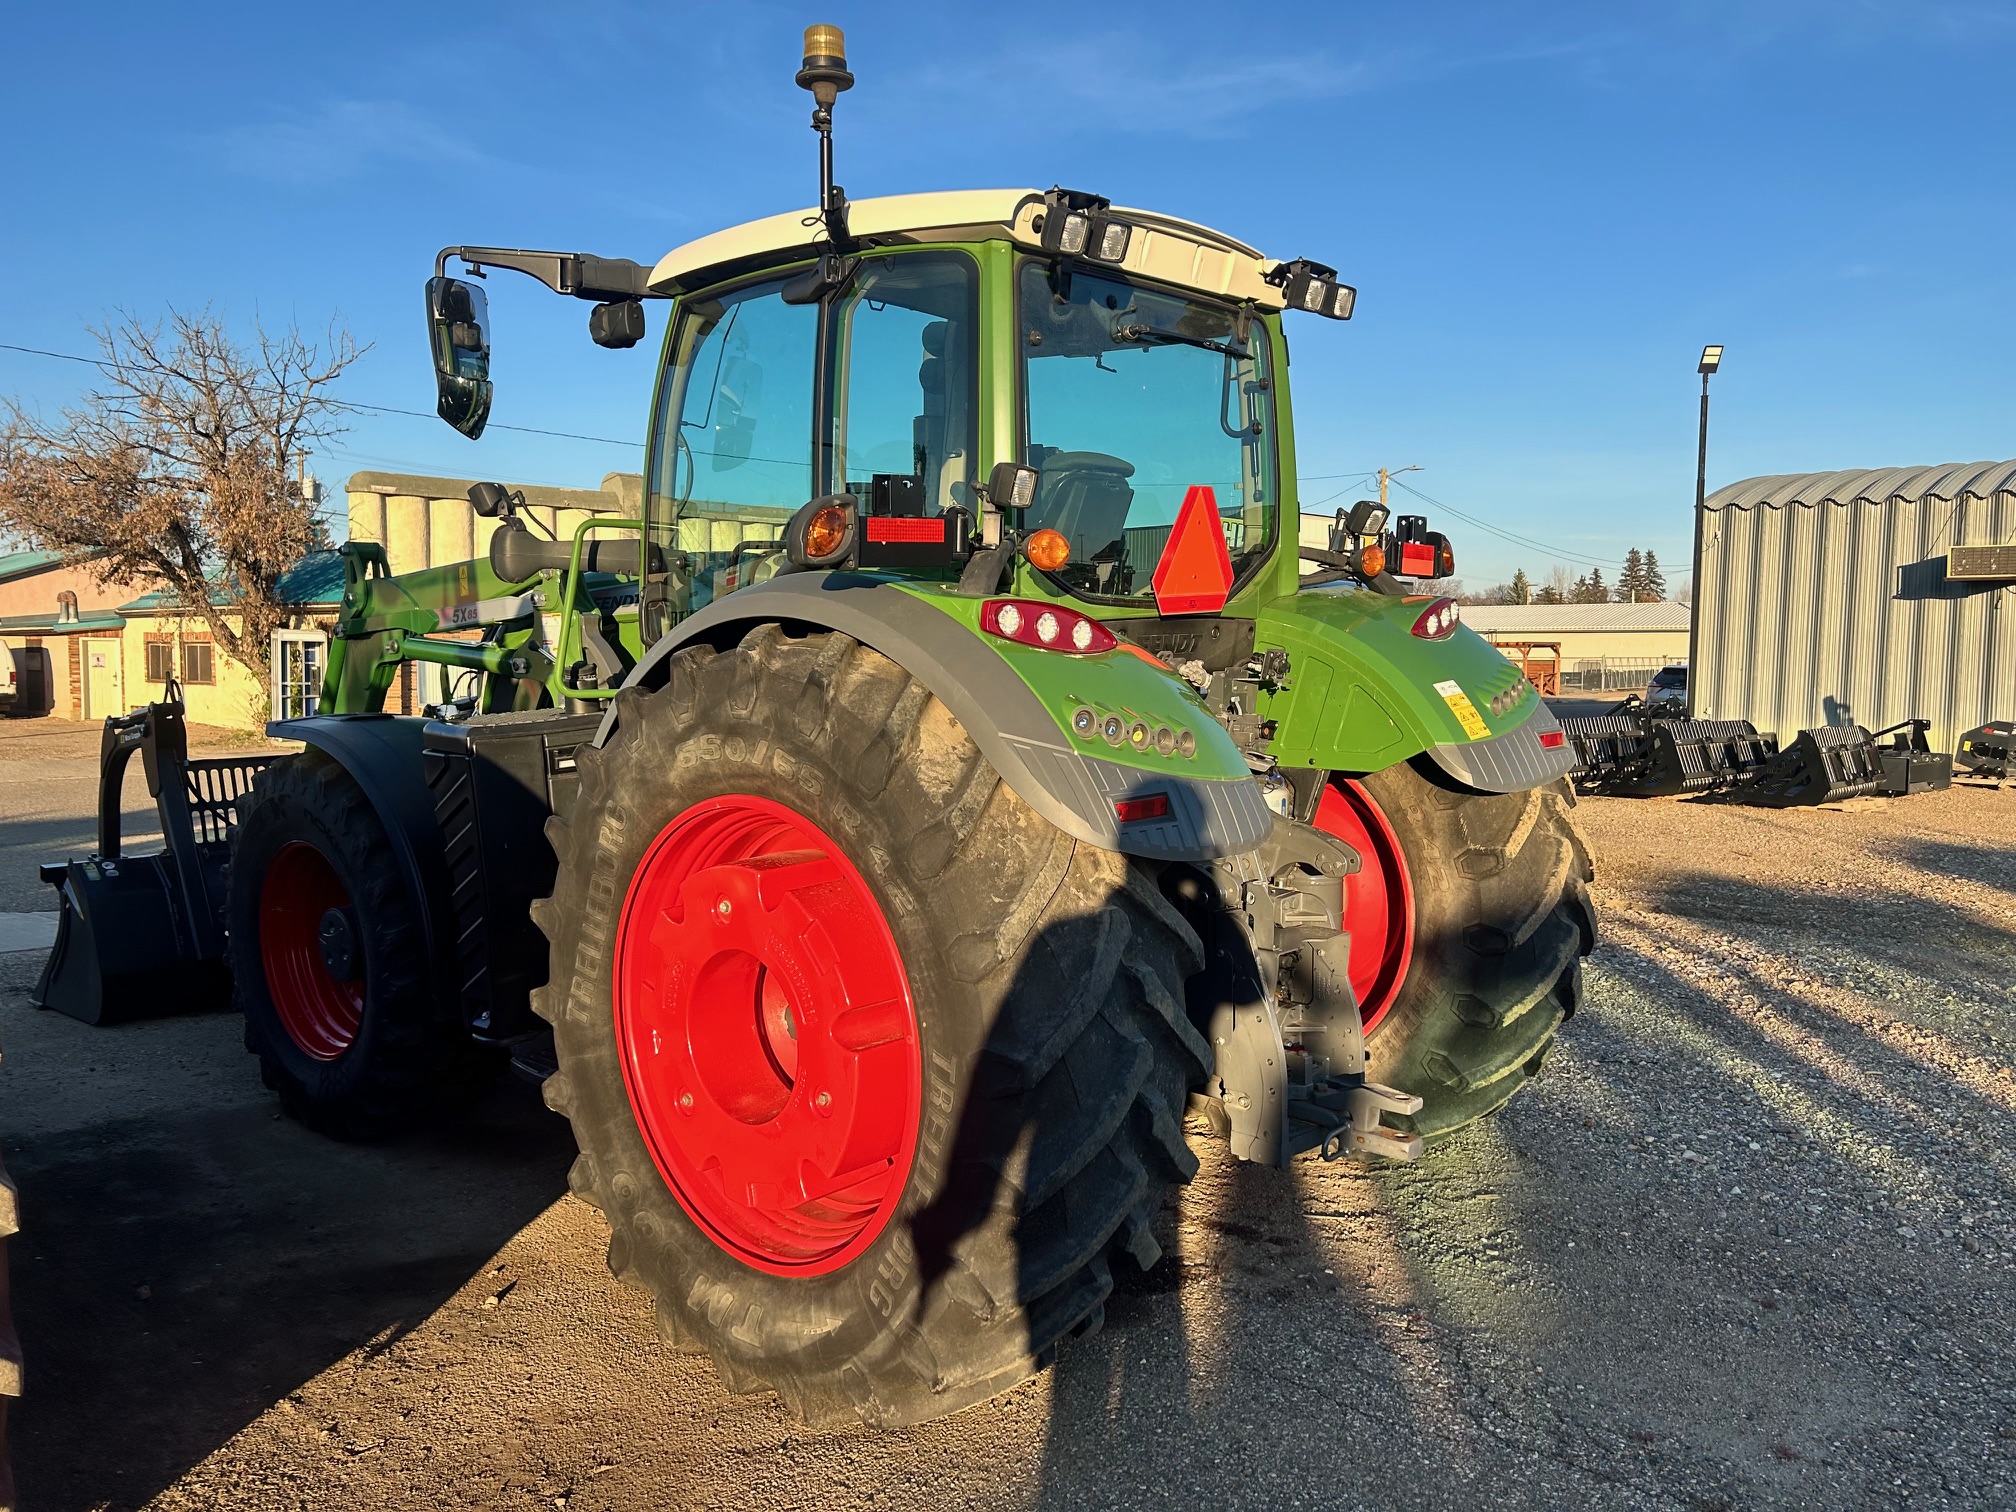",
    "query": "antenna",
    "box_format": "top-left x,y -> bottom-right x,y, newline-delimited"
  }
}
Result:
795,24 -> 855,251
